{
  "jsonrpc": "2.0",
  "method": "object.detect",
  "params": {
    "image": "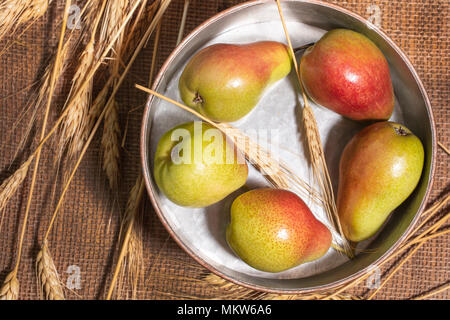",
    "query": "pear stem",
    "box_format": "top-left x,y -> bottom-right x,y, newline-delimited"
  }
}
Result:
293,43 -> 314,53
